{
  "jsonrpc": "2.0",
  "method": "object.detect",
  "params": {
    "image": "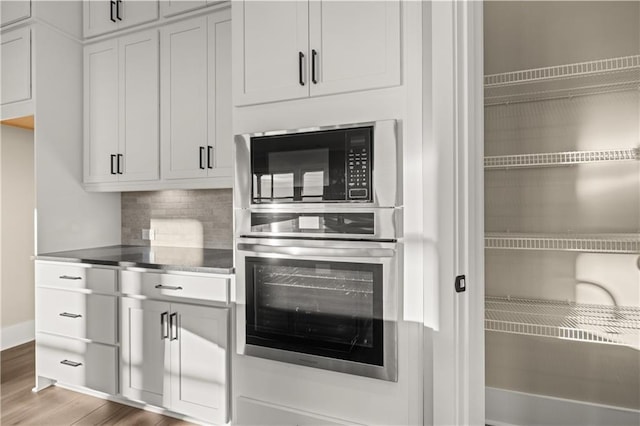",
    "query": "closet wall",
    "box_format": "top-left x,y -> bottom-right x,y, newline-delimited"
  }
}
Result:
483,0 -> 640,415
